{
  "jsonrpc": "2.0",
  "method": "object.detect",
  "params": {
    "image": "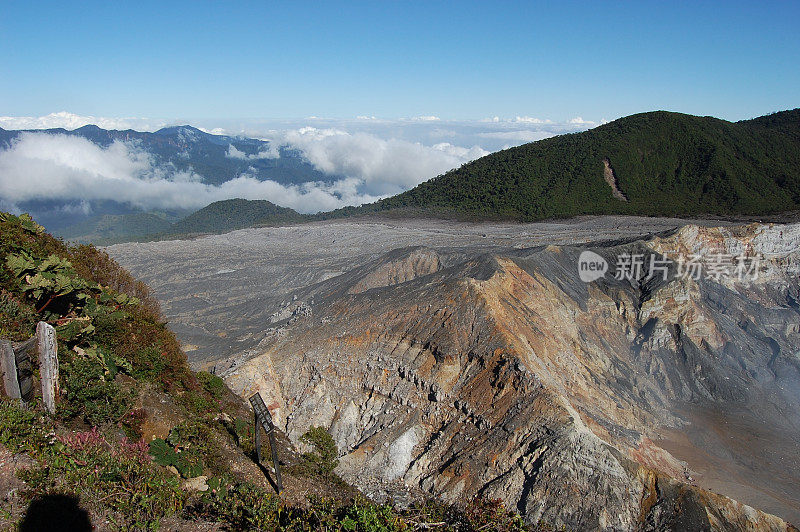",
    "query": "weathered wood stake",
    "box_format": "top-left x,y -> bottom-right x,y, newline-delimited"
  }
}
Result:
0,322 -> 59,411
0,340 -> 22,400
36,322 -> 59,414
